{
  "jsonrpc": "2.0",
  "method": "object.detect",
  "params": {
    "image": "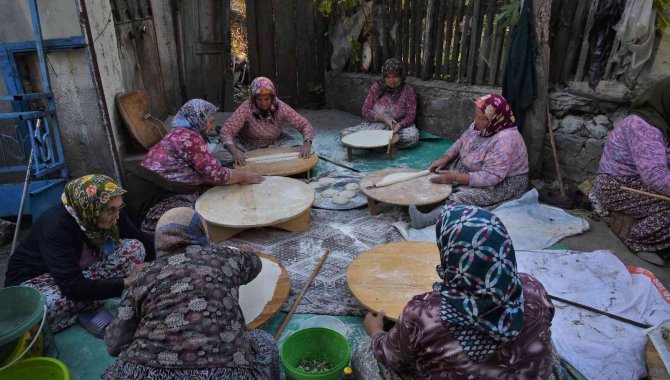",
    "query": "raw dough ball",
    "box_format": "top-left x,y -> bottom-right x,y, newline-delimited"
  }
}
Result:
321,189 -> 338,198
331,194 -> 351,205
318,177 -> 337,185
312,196 -> 323,206
345,183 -> 359,191
338,190 -> 357,198
308,182 -> 323,189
